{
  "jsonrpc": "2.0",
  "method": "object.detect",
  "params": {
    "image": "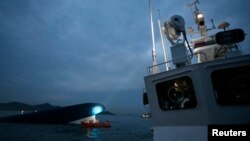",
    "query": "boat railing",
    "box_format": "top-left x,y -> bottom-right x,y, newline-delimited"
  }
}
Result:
146,51 -> 208,75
